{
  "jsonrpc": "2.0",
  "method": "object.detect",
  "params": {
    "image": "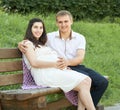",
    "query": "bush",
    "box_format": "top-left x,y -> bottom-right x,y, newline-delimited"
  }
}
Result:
1,0 -> 120,21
